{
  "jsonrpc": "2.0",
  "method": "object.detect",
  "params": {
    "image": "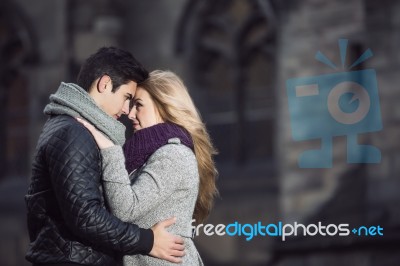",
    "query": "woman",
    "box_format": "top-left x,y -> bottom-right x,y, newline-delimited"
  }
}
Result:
78,70 -> 218,265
